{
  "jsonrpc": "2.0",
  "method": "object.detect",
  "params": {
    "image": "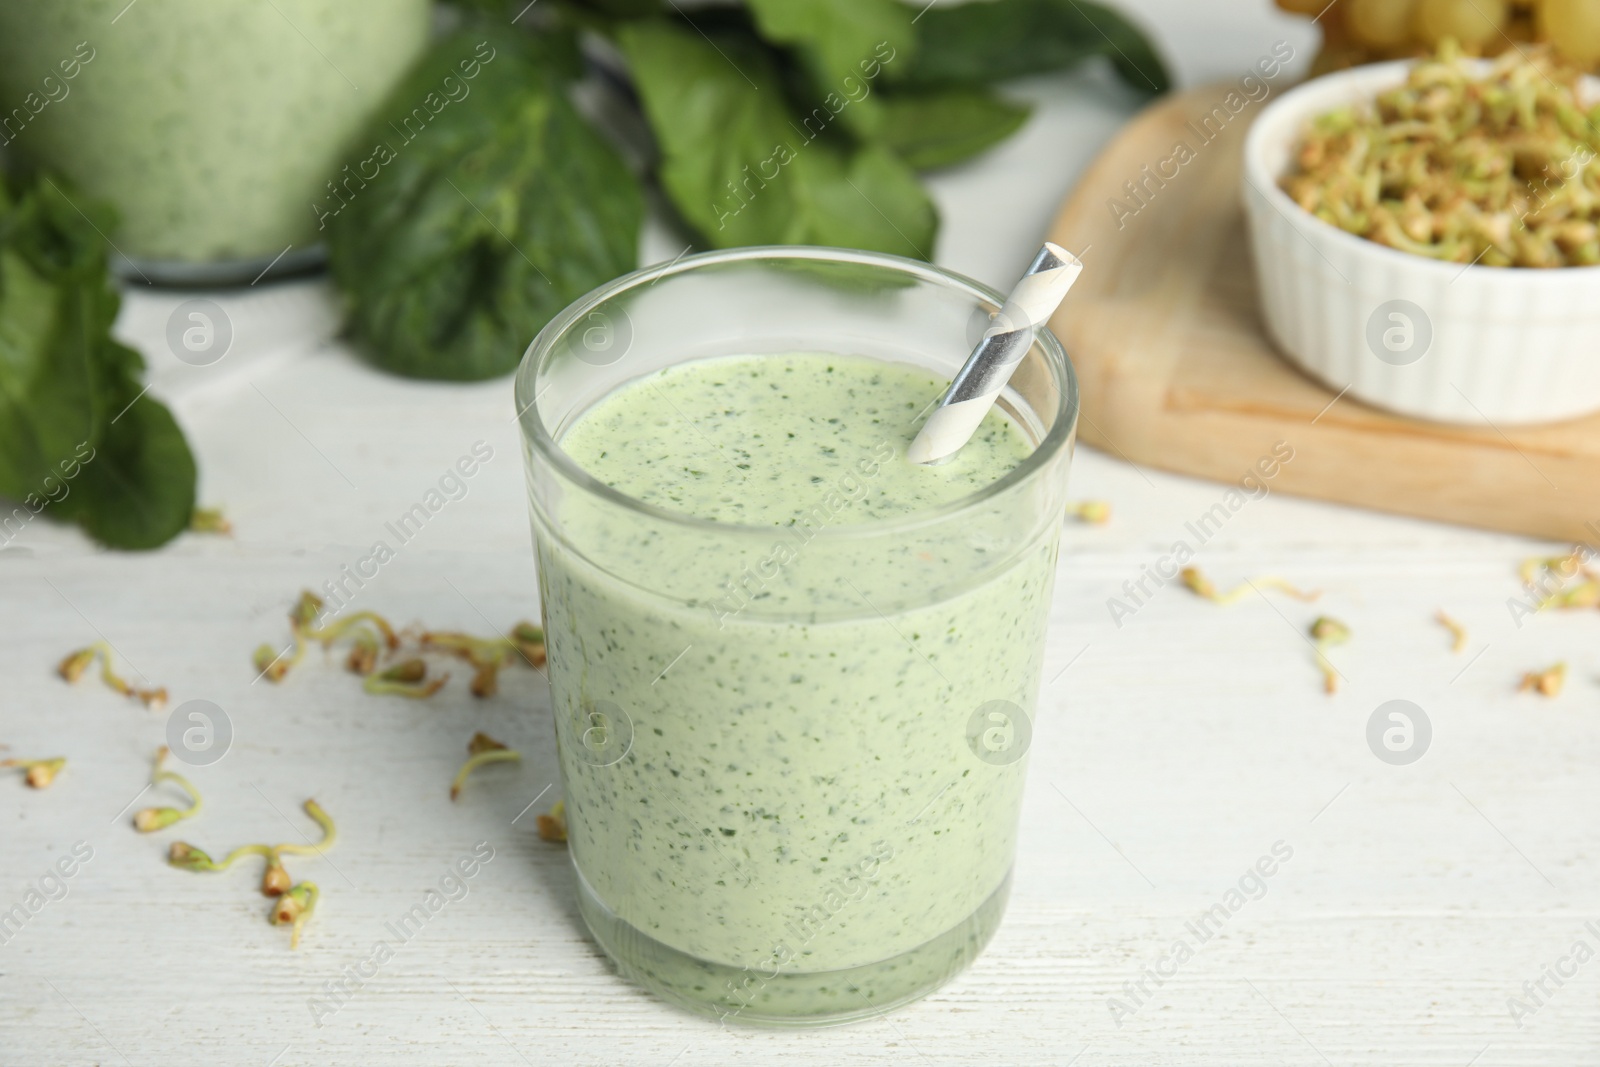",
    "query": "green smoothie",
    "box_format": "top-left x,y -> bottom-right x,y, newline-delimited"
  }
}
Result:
0,0 -> 429,268
536,352 -> 1060,1022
